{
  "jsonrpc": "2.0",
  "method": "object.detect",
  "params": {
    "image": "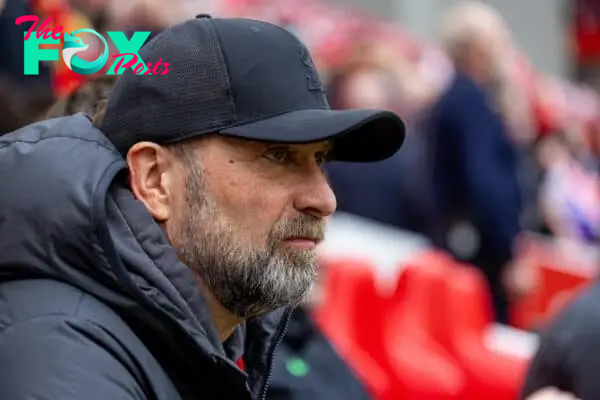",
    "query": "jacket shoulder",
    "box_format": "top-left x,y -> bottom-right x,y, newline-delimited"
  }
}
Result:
0,279 -> 175,399
0,114 -> 117,153
0,279 -> 120,330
